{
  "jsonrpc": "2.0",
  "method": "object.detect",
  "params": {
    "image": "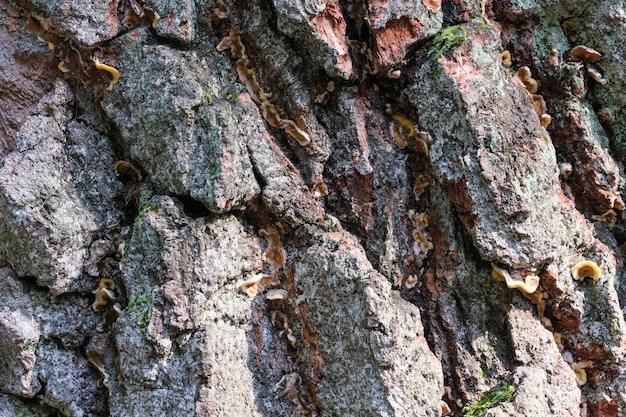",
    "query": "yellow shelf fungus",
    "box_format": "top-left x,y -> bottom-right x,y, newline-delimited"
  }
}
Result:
491,264 -> 539,294
94,60 -> 120,91
571,261 -> 601,281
